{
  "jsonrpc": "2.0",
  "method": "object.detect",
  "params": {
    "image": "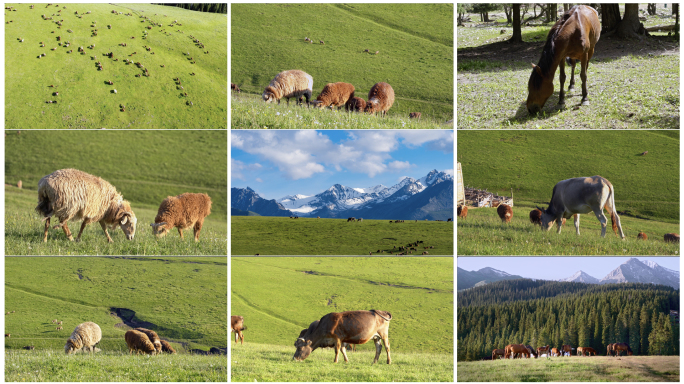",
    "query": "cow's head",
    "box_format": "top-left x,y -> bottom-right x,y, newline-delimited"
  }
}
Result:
536,206 -> 556,232
293,338 -> 313,361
